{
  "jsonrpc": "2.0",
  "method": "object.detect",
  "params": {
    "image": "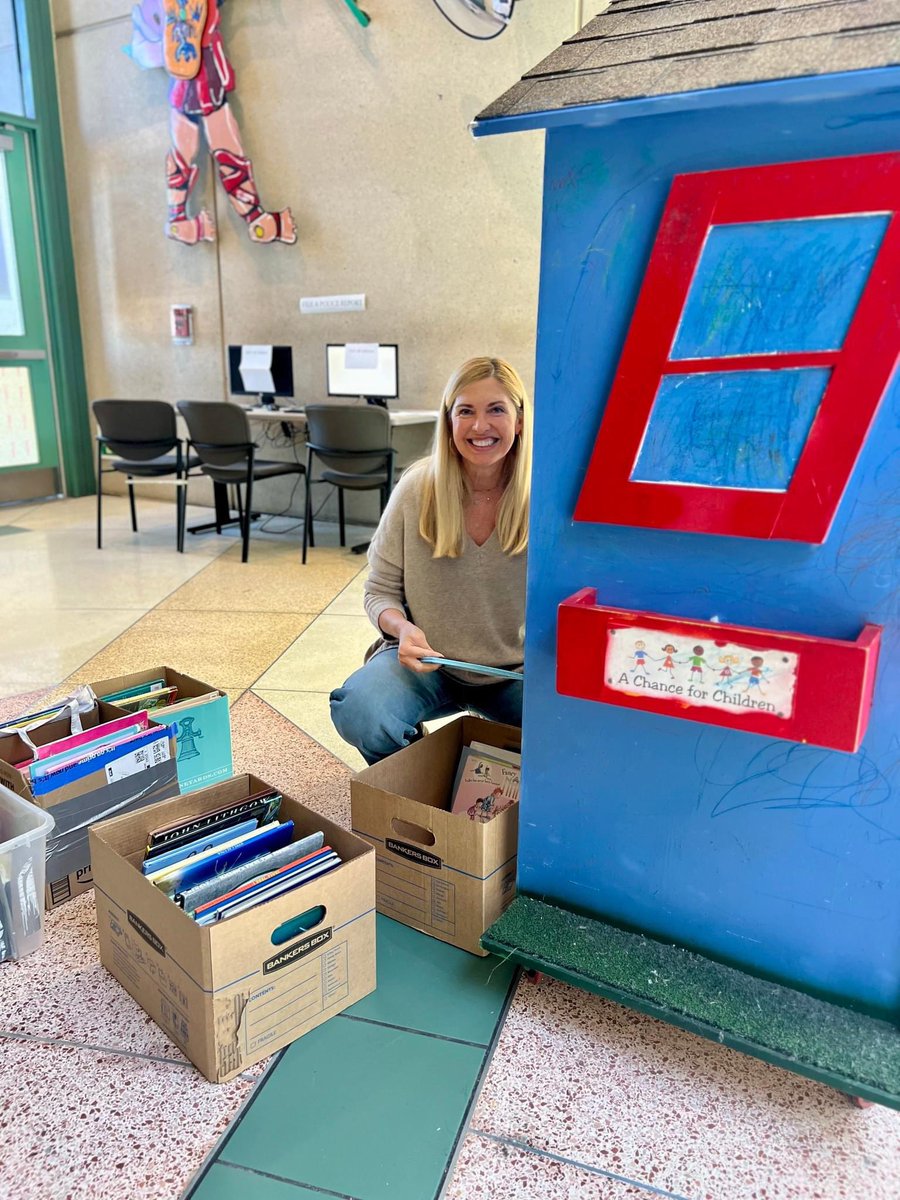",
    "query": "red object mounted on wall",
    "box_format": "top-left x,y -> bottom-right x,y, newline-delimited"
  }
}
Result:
557,589 -> 881,753
574,151 -> 900,542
